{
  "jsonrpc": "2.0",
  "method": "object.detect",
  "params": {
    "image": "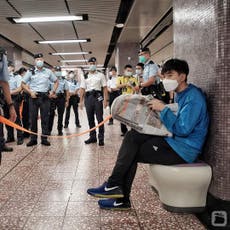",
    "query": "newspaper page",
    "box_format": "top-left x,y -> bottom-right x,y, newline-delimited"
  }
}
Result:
111,94 -> 178,137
